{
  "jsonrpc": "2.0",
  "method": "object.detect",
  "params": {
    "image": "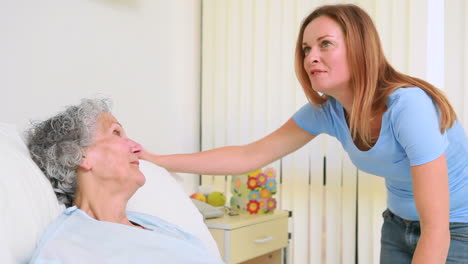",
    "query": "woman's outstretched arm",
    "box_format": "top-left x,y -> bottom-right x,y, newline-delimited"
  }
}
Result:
140,118 -> 316,175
